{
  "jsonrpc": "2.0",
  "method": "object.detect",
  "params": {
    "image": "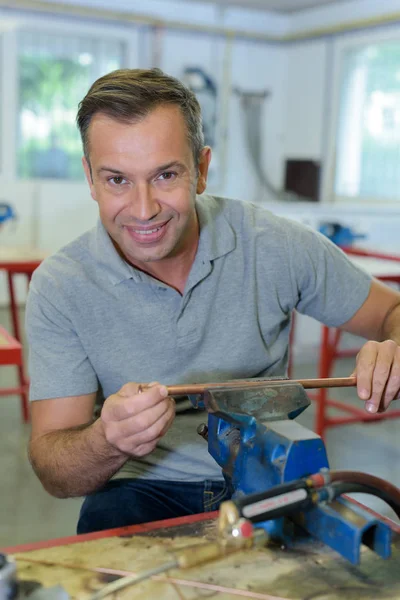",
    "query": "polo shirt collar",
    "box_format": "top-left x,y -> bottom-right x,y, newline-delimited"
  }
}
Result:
92,193 -> 236,286
93,220 -> 139,285
195,194 -> 236,263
